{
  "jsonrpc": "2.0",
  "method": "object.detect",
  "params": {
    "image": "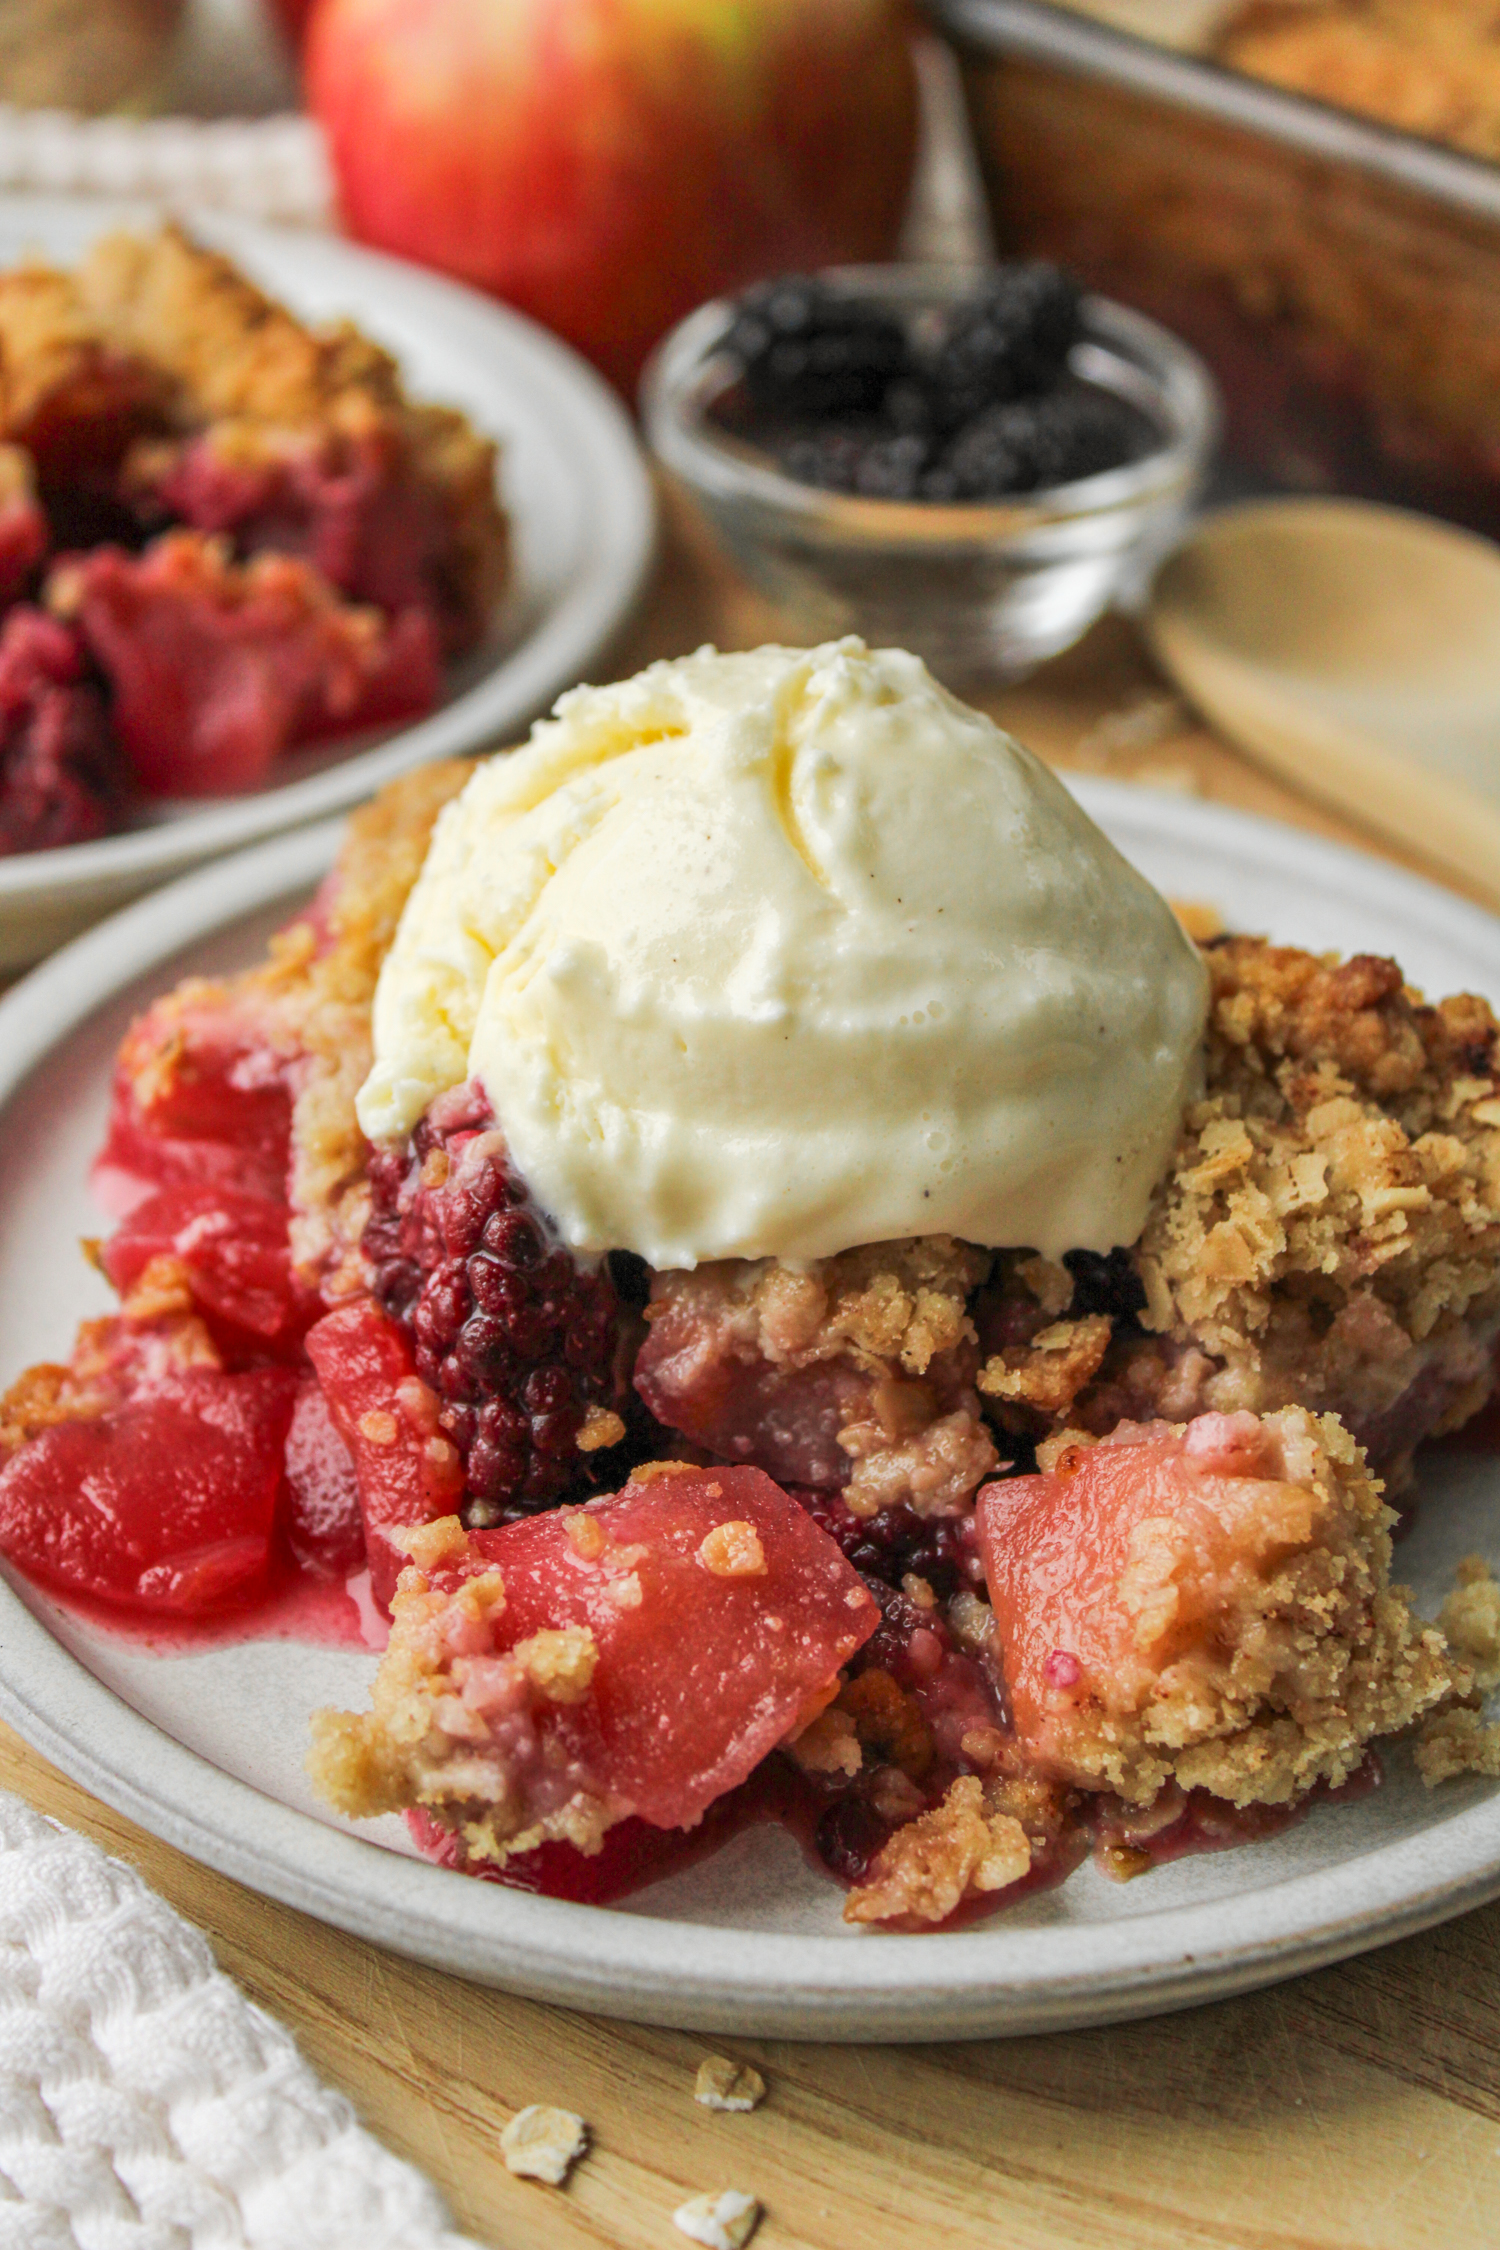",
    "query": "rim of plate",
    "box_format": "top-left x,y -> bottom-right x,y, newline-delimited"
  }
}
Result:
0,196 -> 655,901
3,785 -> 1500,2042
